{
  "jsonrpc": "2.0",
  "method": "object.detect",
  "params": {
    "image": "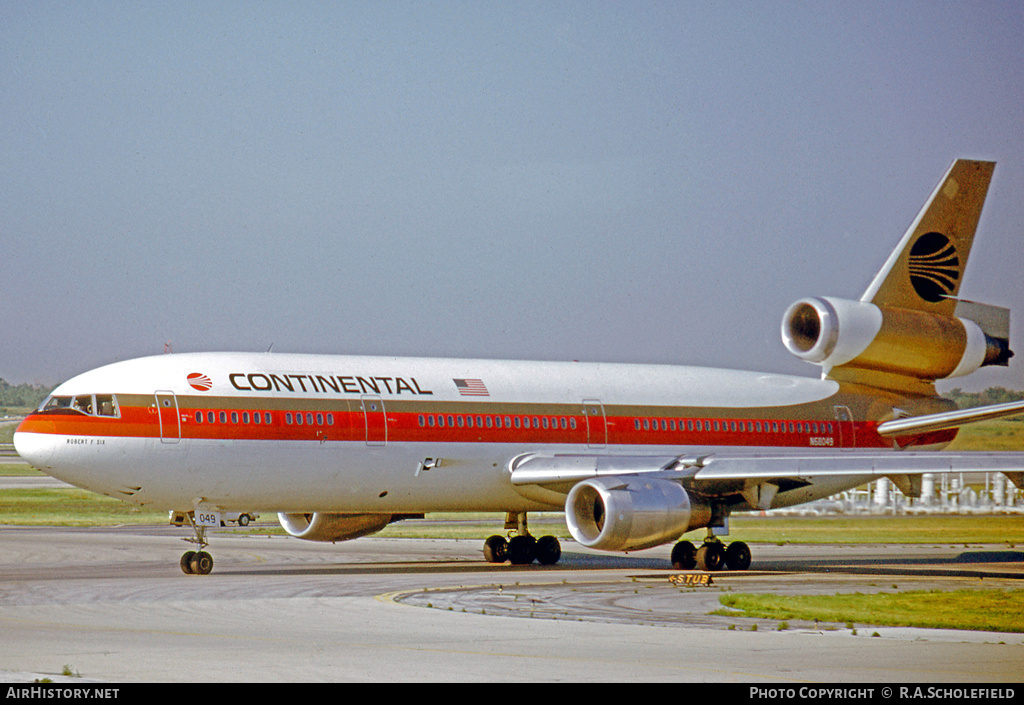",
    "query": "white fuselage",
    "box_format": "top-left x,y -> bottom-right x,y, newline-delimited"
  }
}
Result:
15,351 -> 897,515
